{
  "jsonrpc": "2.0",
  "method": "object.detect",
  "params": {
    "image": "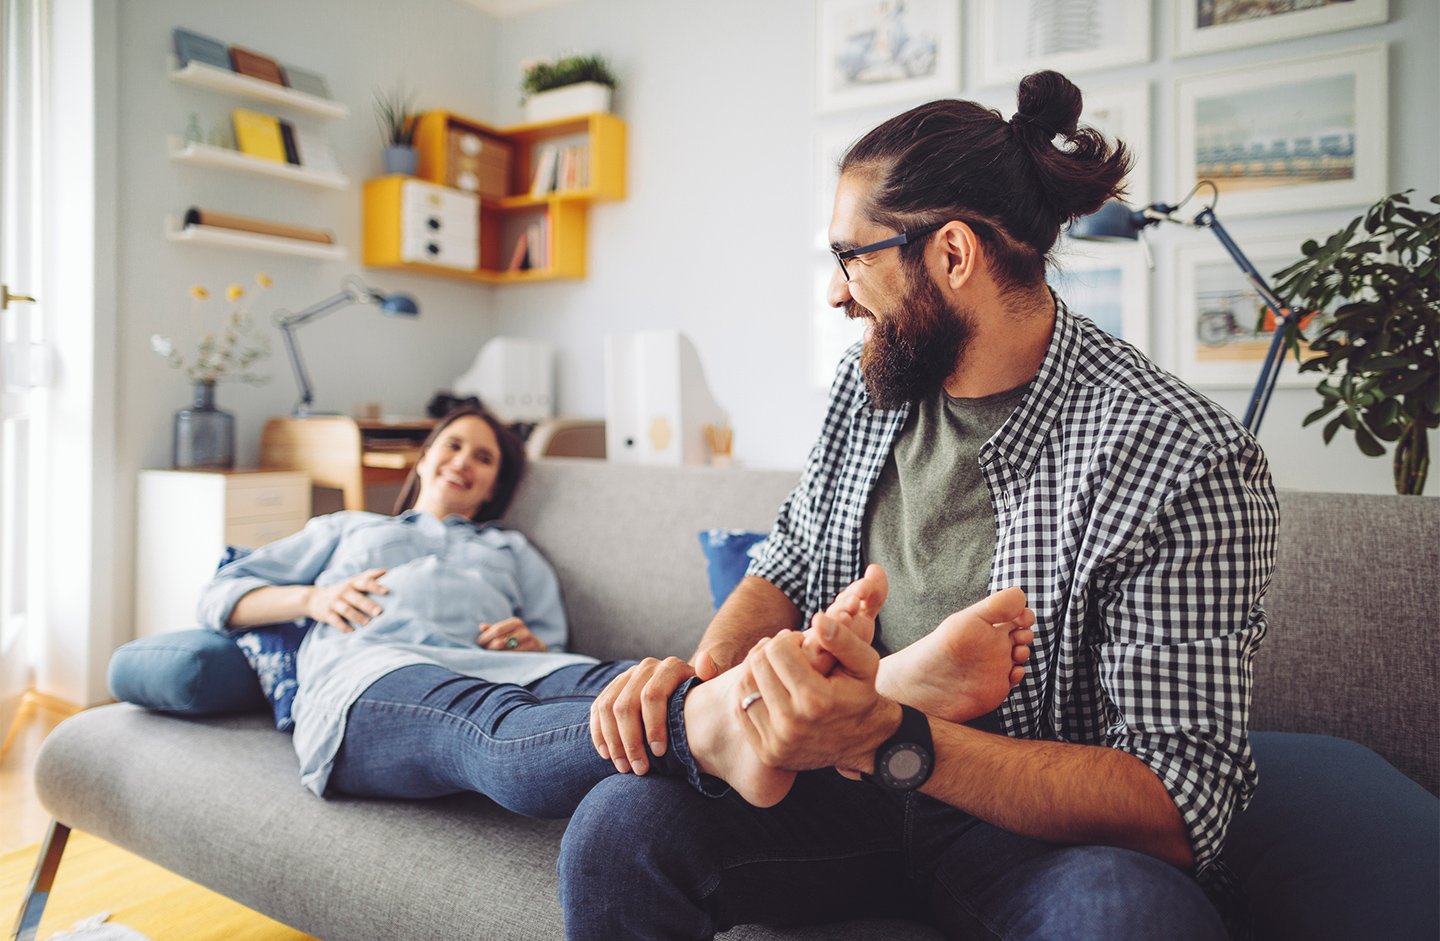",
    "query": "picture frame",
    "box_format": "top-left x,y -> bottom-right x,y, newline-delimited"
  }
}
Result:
816,0 -> 961,114
1174,43 -> 1387,219
812,267 -> 866,390
1048,240 -> 1151,355
1173,0 -> 1388,58
1172,233 -> 1321,390
1077,81 -> 1152,207
975,0 -> 1151,90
